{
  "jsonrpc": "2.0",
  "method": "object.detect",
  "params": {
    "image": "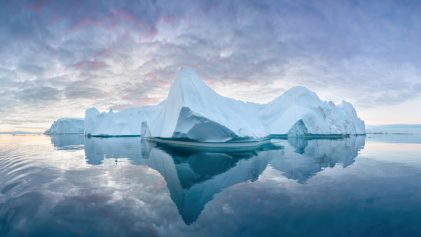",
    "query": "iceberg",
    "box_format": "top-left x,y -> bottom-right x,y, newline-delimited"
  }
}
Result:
366,124 -> 421,134
45,118 -> 84,135
78,68 -> 365,141
84,105 -> 162,137
260,86 -> 365,136
149,69 -> 266,141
